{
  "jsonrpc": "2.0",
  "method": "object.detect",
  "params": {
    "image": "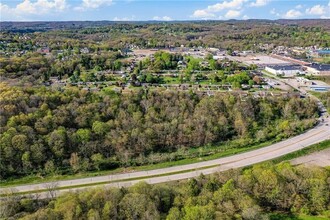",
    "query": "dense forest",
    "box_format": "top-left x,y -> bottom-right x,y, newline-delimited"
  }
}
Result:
0,83 -> 318,179
2,163 -> 330,219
